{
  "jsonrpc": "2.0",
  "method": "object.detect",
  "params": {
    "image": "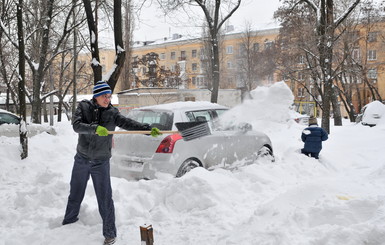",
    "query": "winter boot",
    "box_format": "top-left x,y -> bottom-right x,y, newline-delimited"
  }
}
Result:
103,237 -> 116,245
